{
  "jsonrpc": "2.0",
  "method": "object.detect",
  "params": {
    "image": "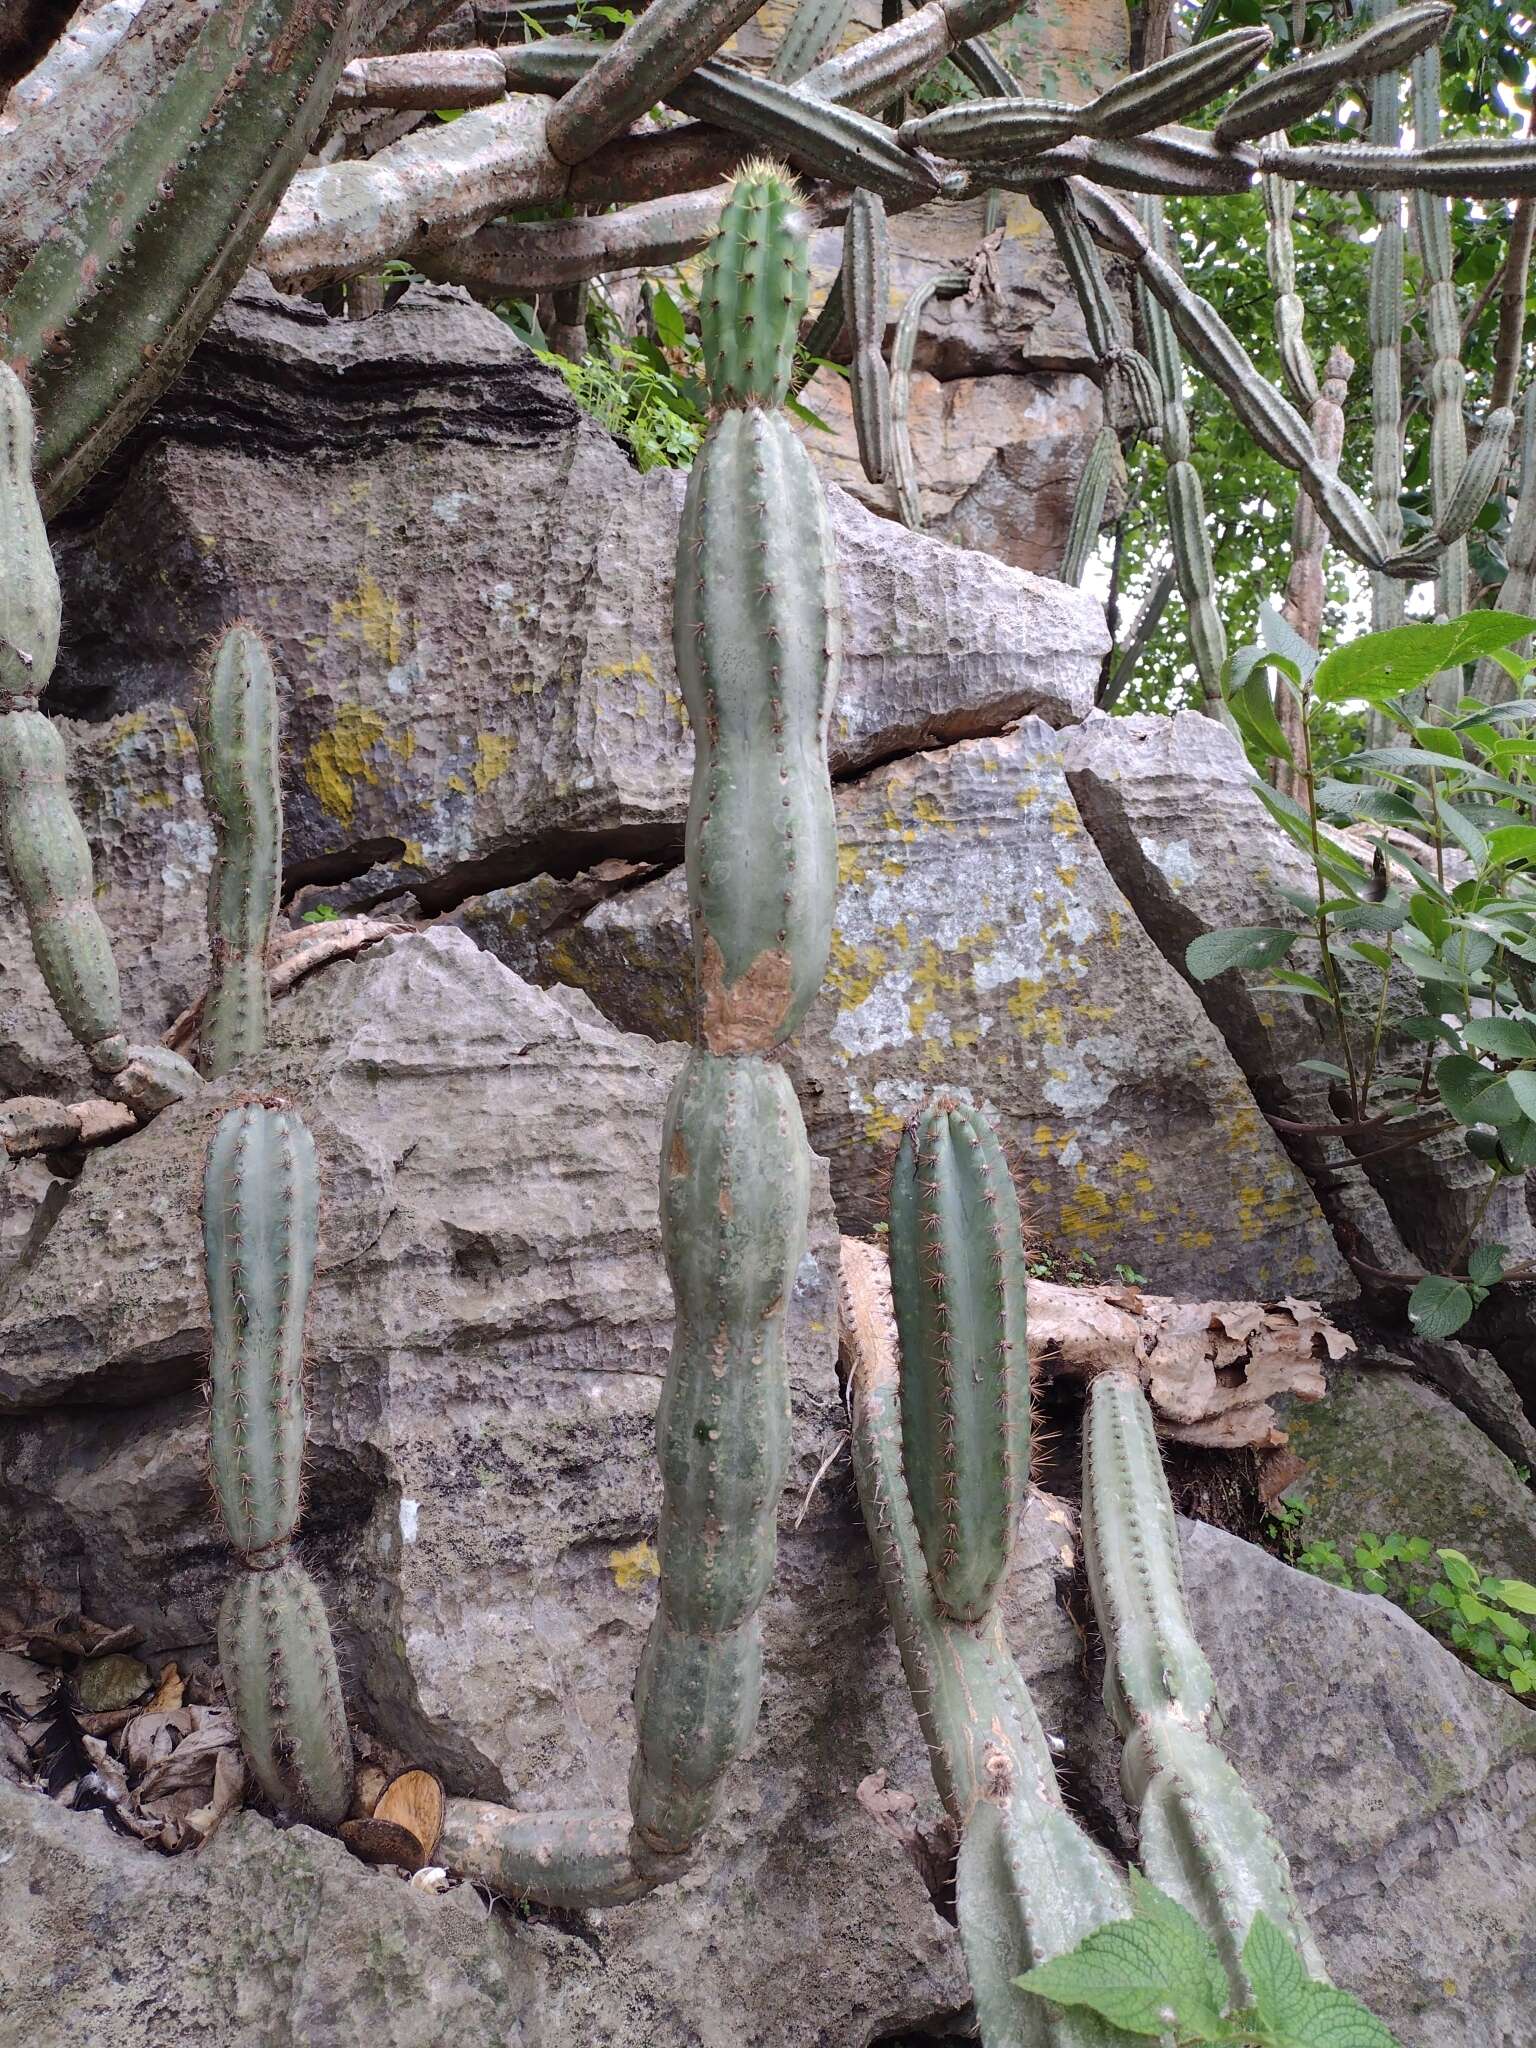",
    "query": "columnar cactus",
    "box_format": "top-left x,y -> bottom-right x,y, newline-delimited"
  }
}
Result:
197,626 -> 282,1080
1082,1373 -> 1326,1997
0,366 -> 198,1115
887,1100 -> 1030,1624
205,1100 -> 353,1828
843,188 -> 894,487
1366,0 -> 1408,645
